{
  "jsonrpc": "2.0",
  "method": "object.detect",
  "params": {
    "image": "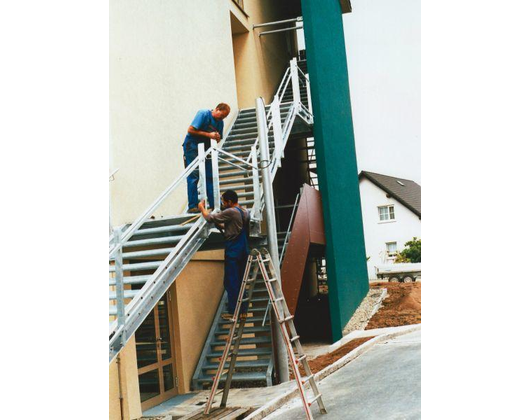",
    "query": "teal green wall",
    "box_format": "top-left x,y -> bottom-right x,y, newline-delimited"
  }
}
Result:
301,0 -> 369,341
